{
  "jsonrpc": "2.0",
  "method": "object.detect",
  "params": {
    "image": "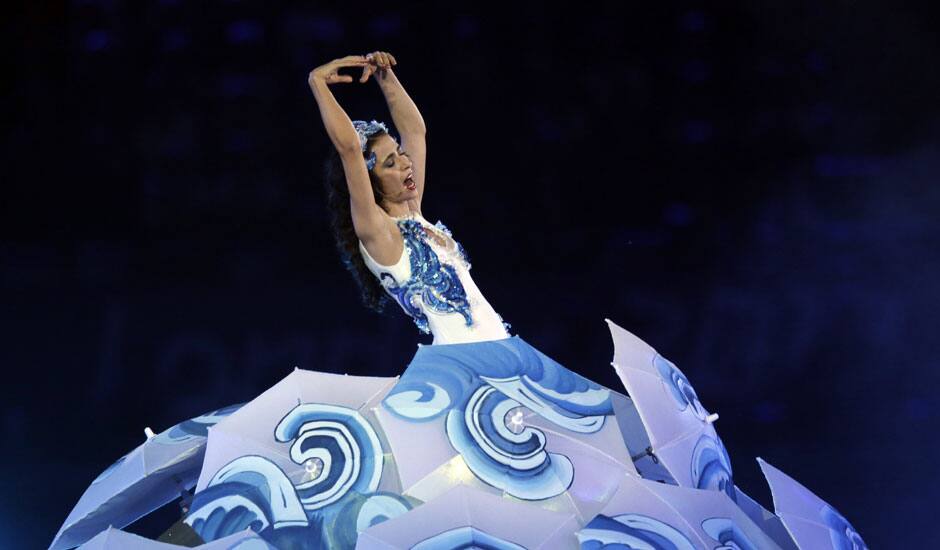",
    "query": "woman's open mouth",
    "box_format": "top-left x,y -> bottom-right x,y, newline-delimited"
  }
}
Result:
404,174 -> 415,190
